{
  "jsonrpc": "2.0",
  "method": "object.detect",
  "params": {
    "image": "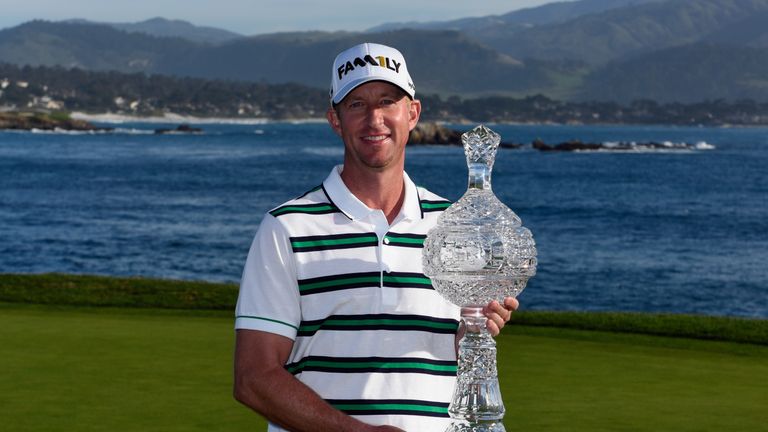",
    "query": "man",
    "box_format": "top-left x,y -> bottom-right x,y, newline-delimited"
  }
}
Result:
234,42 -> 518,432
